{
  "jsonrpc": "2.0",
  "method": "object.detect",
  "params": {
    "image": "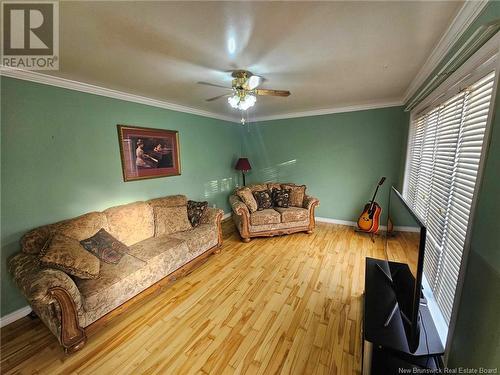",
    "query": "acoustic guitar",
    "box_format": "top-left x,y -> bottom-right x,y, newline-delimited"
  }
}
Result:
357,177 -> 386,233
